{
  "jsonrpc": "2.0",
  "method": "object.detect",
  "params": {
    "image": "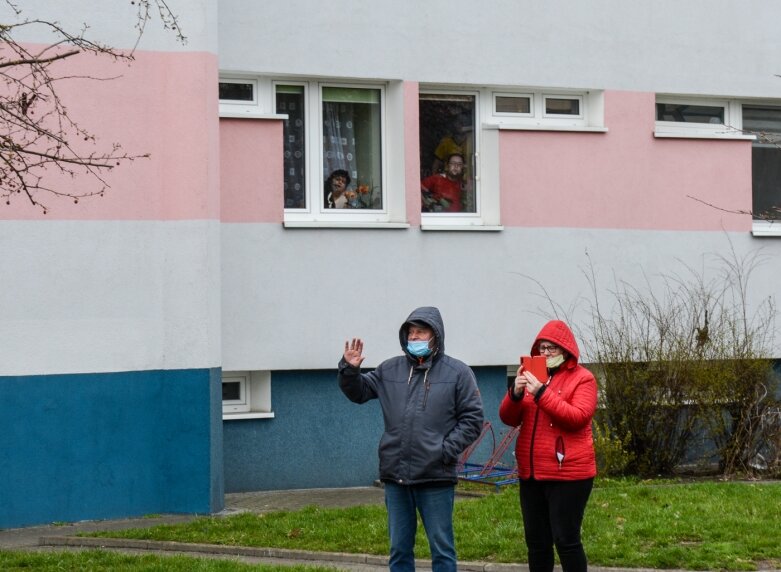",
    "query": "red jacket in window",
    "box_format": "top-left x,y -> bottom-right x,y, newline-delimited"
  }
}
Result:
499,320 -> 597,481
